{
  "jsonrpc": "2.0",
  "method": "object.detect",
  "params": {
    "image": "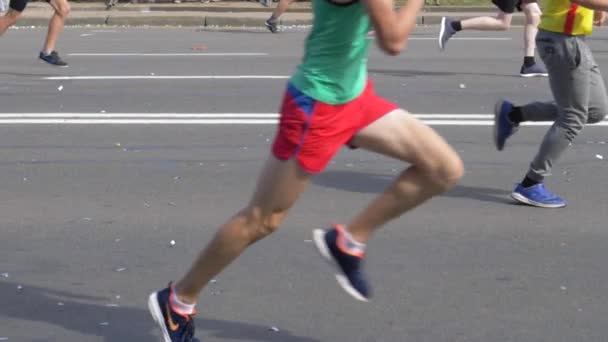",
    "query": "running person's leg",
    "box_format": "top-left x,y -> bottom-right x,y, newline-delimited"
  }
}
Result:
174,156 -> 311,303
458,10 -> 513,30
520,0 -> 548,76
39,0 -> 69,66
0,0 -> 27,36
149,156 -> 312,342
265,0 -> 296,33
312,84 -> 463,301
345,111 -> 463,241
439,0 -> 546,75
148,83 -> 348,341
439,8 -> 513,51
493,30 -> 607,208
